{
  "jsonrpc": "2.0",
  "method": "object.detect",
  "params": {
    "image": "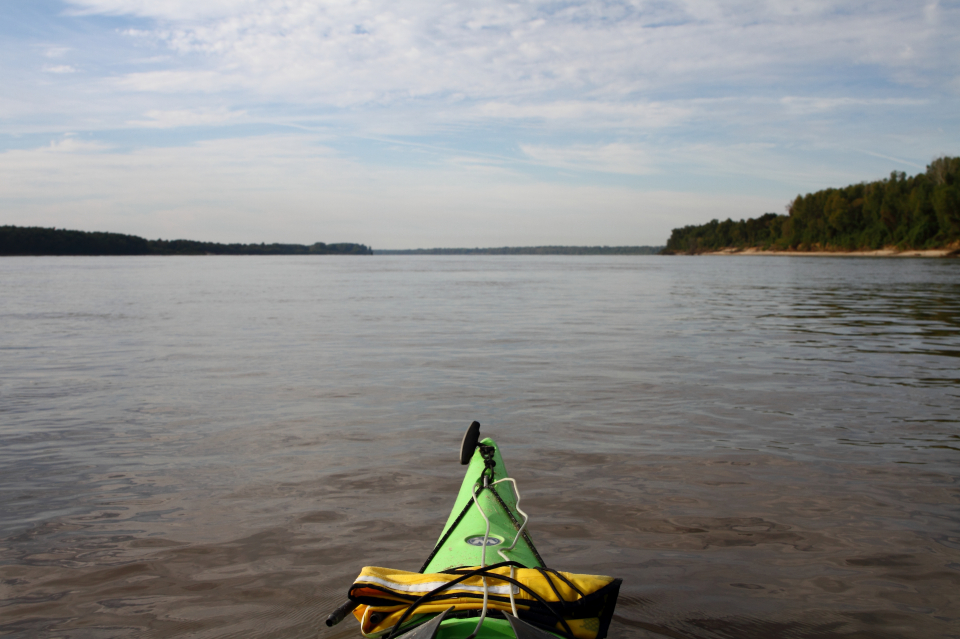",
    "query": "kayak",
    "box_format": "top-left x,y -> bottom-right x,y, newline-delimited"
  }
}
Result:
326,422 -> 621,639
